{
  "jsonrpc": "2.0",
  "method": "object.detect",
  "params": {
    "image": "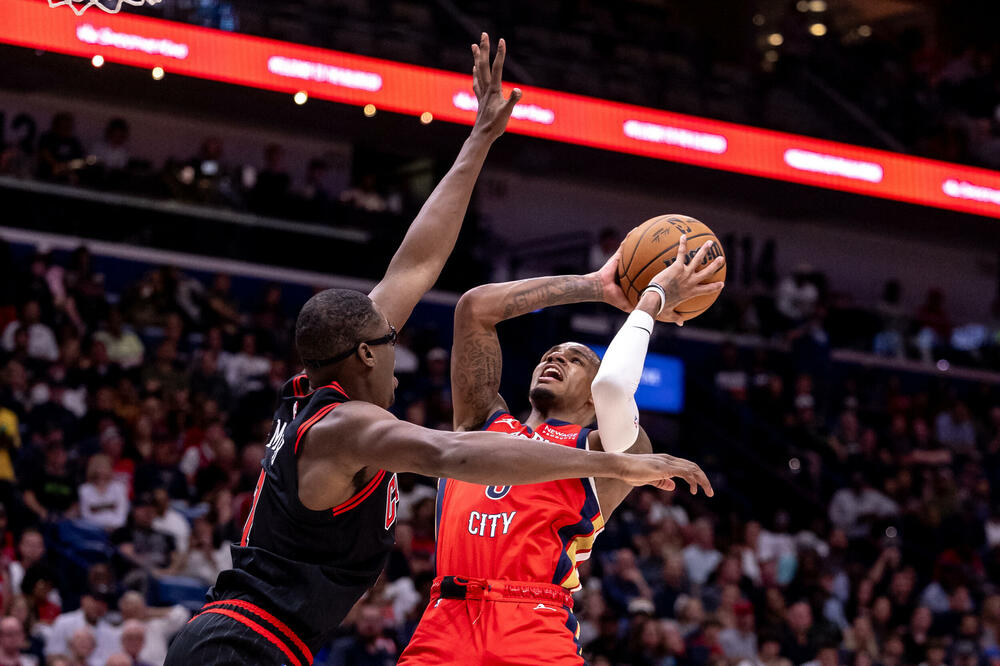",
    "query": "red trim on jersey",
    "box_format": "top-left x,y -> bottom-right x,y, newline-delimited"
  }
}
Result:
202,600 -> 313,663
291,374 -> 307,397
196,608 -> 302,666
331,469 -> 386,516
293,402 -> 341,454
240,470 -> 267,547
